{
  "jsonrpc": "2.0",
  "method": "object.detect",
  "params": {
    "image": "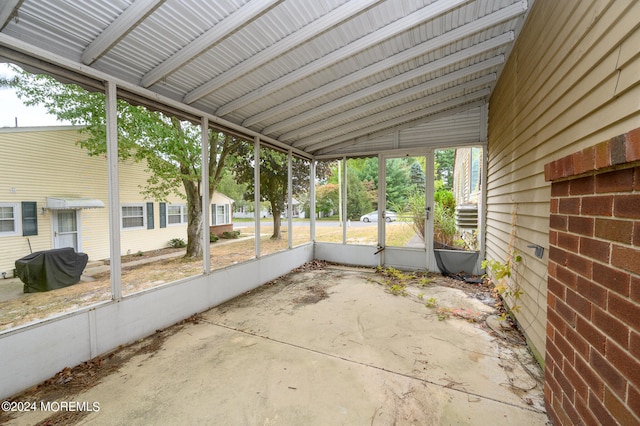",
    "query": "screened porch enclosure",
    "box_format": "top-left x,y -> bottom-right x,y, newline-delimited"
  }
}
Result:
0,0 -> 528,400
